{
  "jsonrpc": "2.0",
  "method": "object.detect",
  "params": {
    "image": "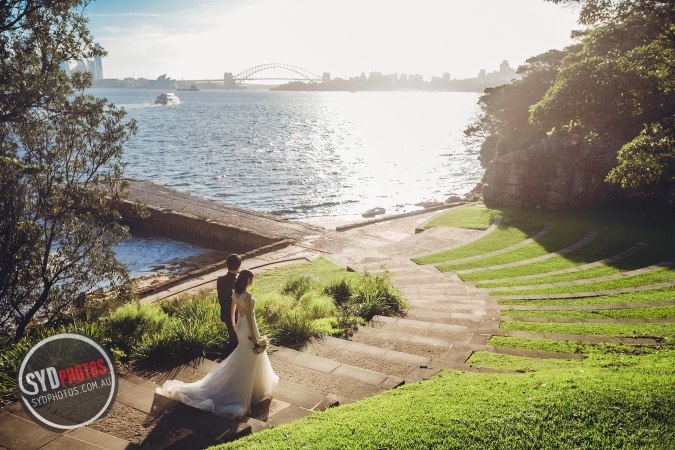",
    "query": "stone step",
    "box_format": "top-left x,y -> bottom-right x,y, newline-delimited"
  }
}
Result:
405,307 -> 499,328
407,304 -> 500,319
370,315 -> 472,333
0,402 -> 141,450
313,336 -> 516,381
309,336 -> 424,380
352,324 -> 453,359
269,346 -> 403,399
